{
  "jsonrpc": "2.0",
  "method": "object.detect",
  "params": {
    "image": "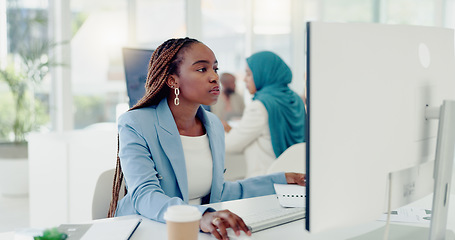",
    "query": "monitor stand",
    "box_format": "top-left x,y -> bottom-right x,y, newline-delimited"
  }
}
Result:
350,100 -> 455,240
428,100 -> 455,240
